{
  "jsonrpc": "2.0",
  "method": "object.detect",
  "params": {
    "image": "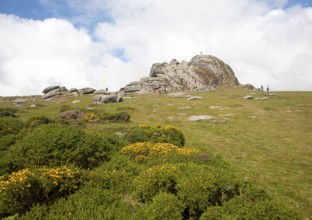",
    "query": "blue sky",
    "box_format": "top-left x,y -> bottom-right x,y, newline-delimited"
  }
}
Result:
1,0 -> 311,23
0,0 -> 312,95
